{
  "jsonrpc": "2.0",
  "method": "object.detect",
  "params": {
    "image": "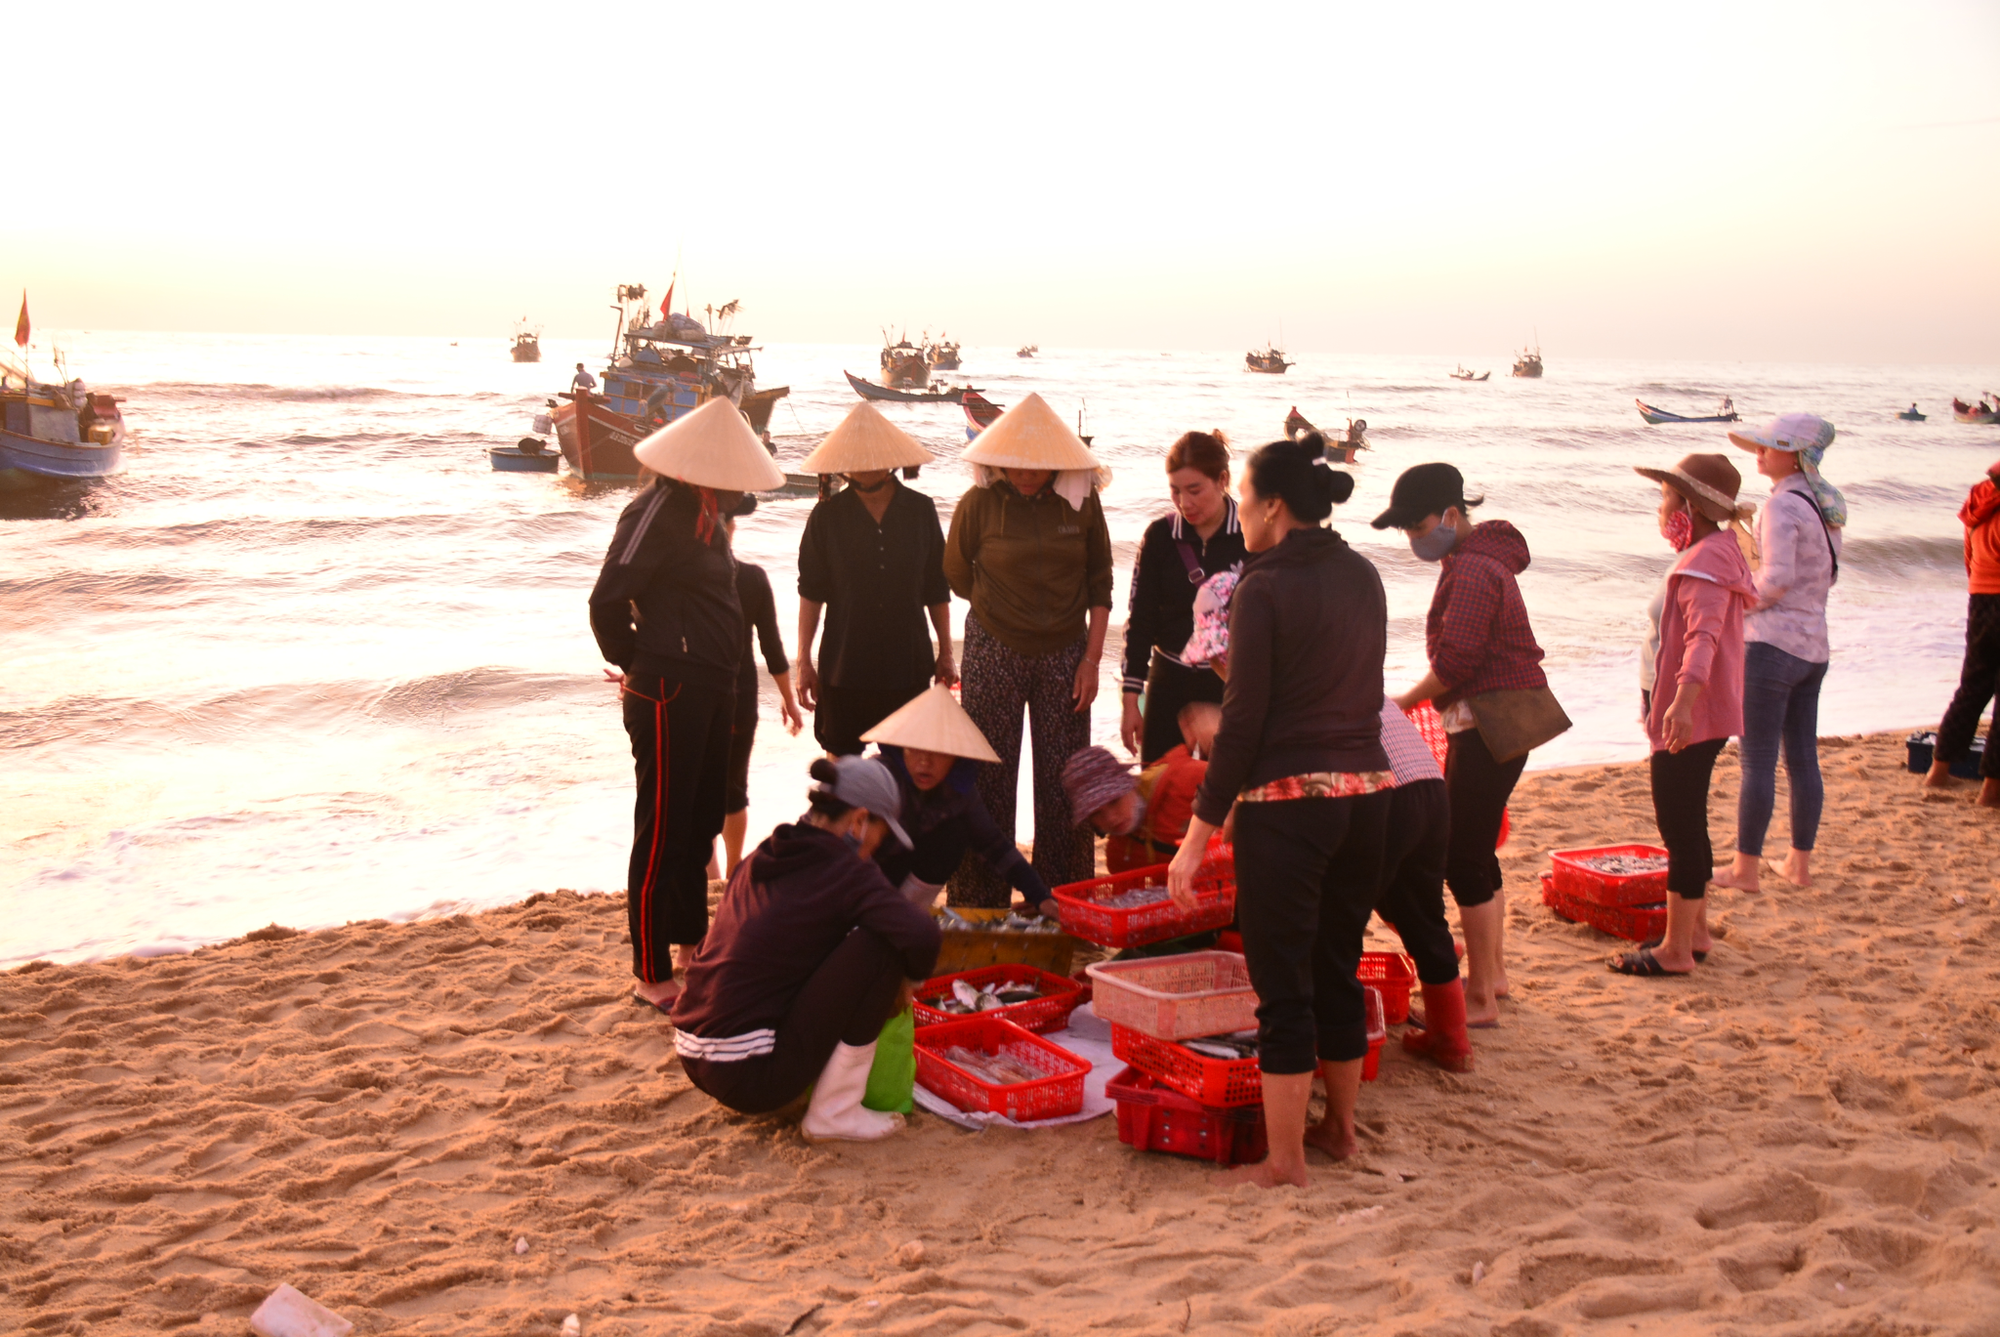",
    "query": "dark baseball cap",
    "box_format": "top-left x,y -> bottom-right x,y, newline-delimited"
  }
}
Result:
1371,462 -> 1468,530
